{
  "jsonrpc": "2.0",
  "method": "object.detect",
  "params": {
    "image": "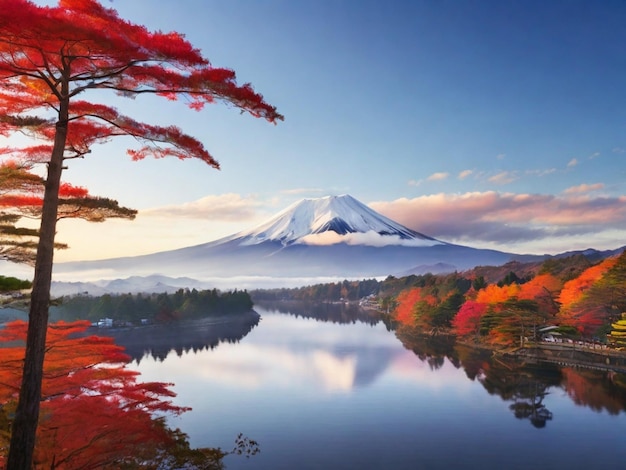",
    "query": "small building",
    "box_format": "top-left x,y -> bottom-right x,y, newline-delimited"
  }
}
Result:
96,318 -> 113,328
